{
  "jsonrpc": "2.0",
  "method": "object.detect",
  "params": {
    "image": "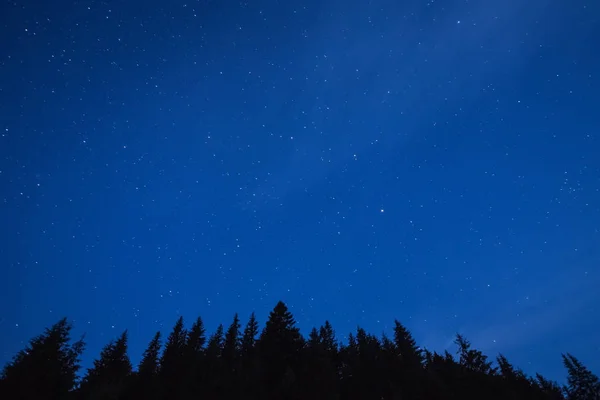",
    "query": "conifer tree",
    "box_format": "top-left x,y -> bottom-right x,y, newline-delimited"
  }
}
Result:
241,312 -> 259,356
138,331 -> 161,378
160,317 -> 186,372
497,354 -> 526,381
222,314 -> 242,398
393,320 -> 424,367
0,318 -> 84,400
183,316 -> 206,396
259,301 -> 305,399
0,300 -> 594,400
79,330 -> 132,400
186,317 -> 206,354
562,353 -> 600,400
496,354 -> 534,399
319,320 -> 337,354
223,313 -> 241,363
308,327 -> 321,348
159,317 -> 187,398
303,324 -> 339,399
240,313 -> 260,399
203,323 -> 225,398
454,334 -> 495,374
536,373 -> 566,400
206,323 -> 225,358
134,331 -> 161,400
